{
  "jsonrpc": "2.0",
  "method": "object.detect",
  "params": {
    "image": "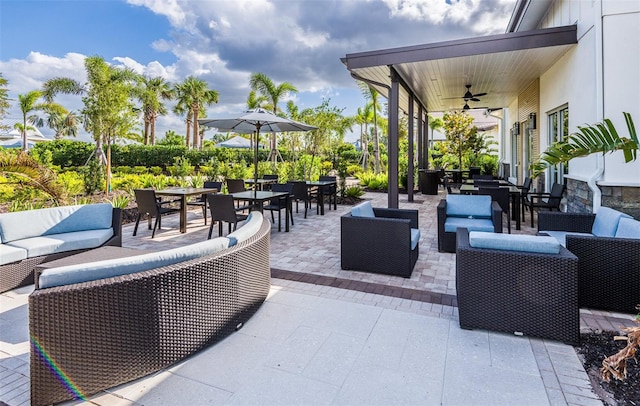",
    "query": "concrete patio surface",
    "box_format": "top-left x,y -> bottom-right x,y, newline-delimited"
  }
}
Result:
1,189 -> 636,405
